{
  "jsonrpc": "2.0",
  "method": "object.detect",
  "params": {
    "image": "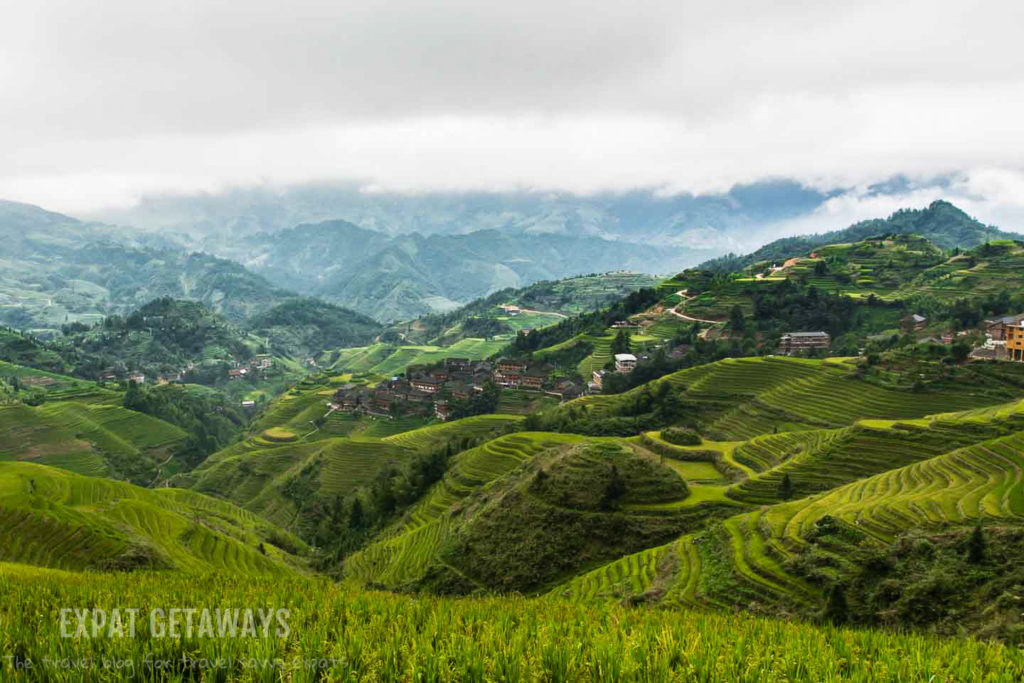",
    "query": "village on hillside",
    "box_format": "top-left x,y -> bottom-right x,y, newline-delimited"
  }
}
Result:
330,356 -> 586,422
